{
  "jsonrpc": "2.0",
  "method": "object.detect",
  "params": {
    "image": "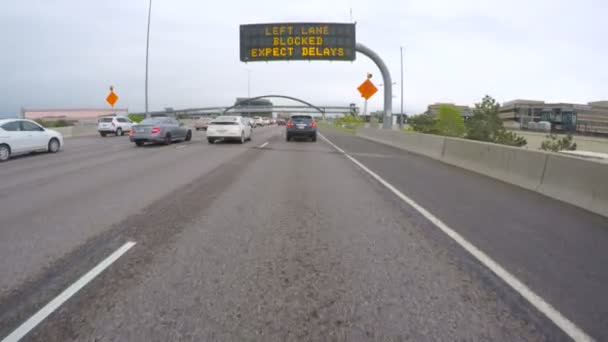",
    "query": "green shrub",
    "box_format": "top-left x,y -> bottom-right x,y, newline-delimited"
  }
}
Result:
408,114 -> 438,134
466,95 -> 527,147
434,105 -> 466,137
335,114 -> 365,128
128,114 -> 145,123
540,134 -> 577,152
495,130 -> 527,147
